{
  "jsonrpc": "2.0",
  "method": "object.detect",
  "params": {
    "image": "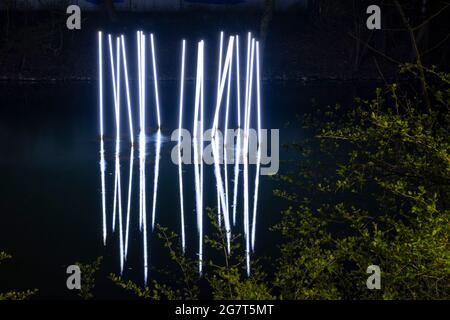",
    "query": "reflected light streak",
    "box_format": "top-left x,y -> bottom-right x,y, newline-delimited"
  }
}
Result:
124,145 -> 134,259
140,132 -> 148,283
151,130 -> 162,230
178,39 -> 186,253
